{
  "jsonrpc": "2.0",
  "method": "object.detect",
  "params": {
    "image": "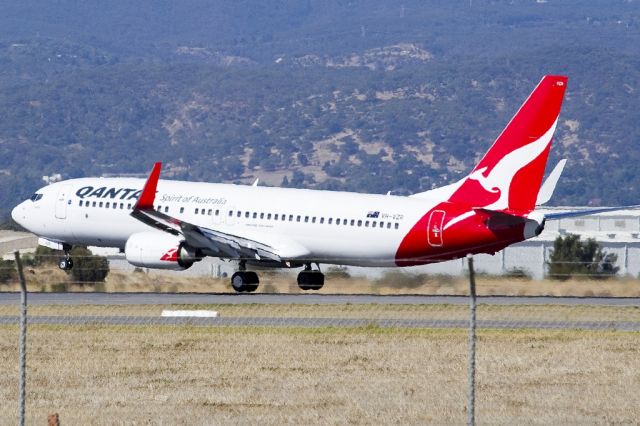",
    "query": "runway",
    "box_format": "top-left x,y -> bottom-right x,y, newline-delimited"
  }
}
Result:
1,292 -> 639,306
0,292 -> 639,331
